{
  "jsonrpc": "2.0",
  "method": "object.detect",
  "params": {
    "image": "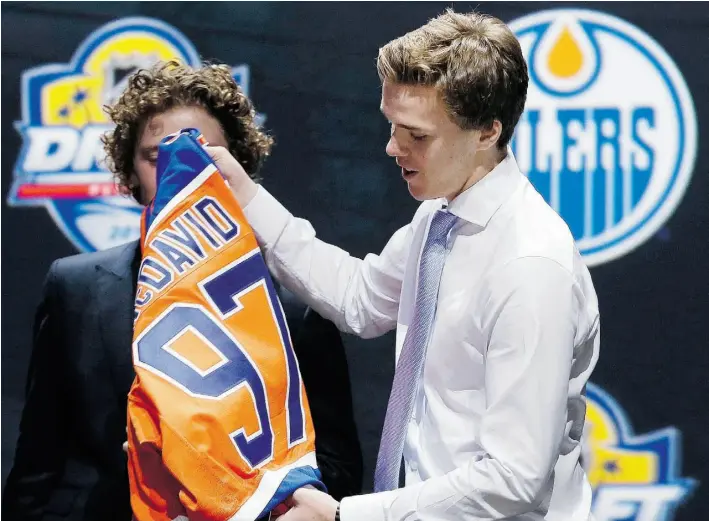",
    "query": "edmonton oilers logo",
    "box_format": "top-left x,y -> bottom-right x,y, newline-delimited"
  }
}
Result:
7,17 -> 257,253
508,10 -> 697,266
